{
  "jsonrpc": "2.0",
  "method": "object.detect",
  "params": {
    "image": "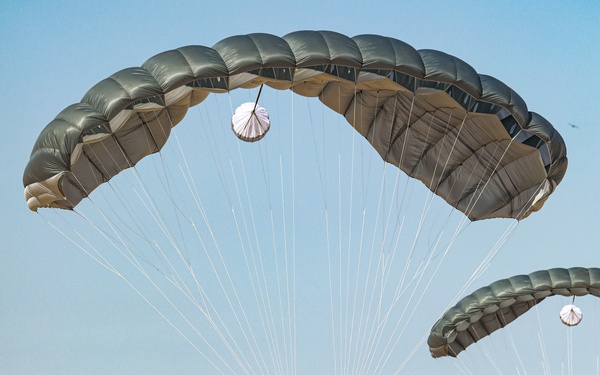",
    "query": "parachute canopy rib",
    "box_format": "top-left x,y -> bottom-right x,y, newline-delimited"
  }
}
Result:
23,31 -> 567,220
428,267 -> 600,358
